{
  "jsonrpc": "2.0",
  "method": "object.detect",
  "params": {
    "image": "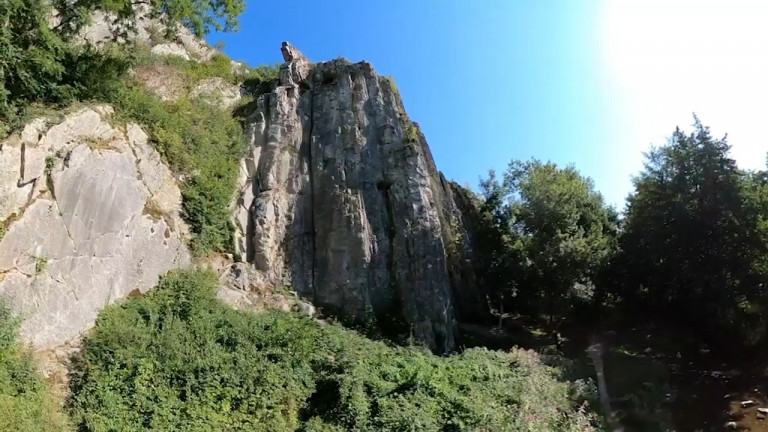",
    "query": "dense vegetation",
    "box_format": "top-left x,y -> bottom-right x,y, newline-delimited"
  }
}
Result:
1,0 -> 279,254
617,119 -> 768,346
5,0 -> 768,429
67,269 -> 598,431
477,161 -> 617,336
478,119 -> 768,350
0,303 -> 70,431
0,0 -> 245,134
